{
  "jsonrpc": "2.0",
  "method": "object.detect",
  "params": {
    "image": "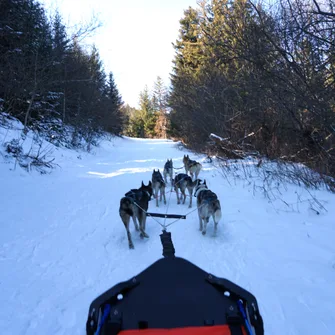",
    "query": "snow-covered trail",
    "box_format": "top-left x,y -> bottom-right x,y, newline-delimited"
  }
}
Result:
1,136 -> 335,335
